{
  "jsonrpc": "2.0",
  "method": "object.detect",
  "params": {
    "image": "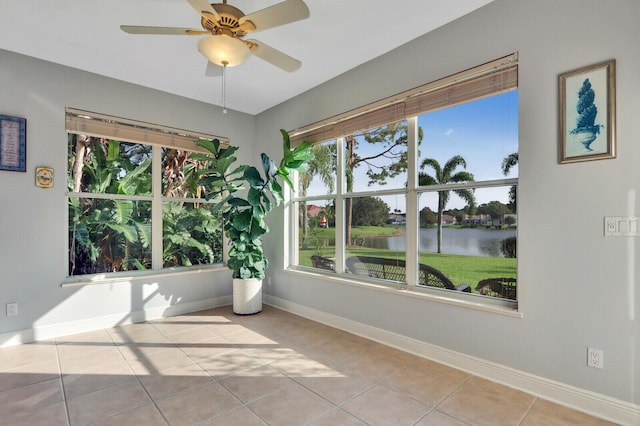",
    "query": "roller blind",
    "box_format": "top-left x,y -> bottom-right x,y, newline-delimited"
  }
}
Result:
65,108 -> 228,154
290,53 -> 518,144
